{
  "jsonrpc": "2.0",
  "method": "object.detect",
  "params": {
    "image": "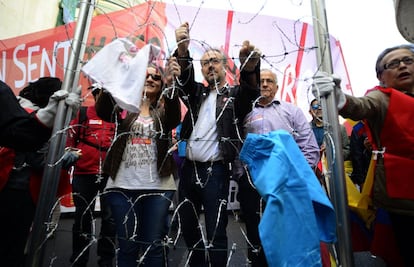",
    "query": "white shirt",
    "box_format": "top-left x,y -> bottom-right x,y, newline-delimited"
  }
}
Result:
106,115 -> 176,190
186,90 -> 222,162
